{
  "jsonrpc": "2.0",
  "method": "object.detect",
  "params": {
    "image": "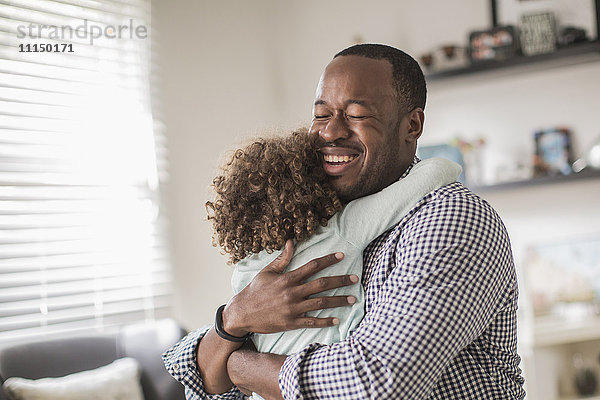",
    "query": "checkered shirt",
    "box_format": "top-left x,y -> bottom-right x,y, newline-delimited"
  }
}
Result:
163,160 -> 526,399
